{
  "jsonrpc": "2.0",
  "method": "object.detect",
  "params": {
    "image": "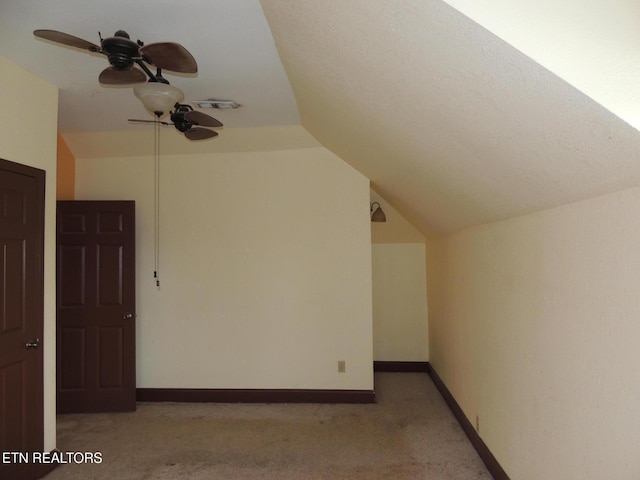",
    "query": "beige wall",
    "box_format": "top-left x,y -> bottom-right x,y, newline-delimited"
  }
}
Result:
56,133 -> 75,199
72,128 -> 374,390
372,244 -> 428,361
370,192 -> 429,361
429,186 -> 640,479
0,56 -> 58,451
